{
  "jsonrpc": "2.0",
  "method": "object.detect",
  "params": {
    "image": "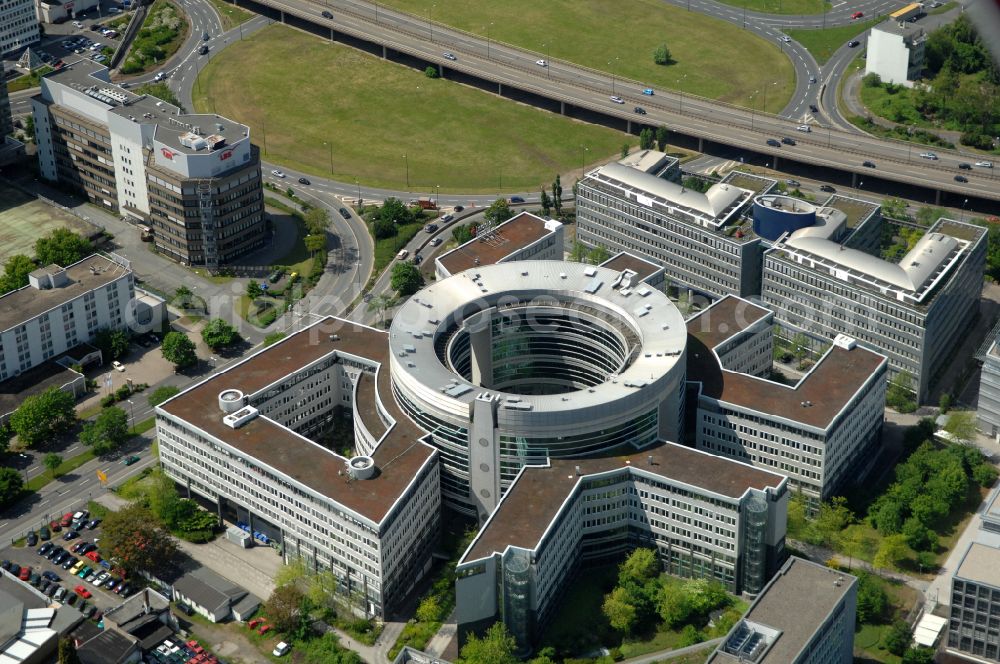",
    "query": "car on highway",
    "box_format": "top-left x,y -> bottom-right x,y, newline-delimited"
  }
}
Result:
955,175 -> 969,183
535,59 -> 547,67
796,124 -> 811,133
847,40 -> 860,47
781,137 -> 796,145
321,10 -> 333,18
780,36 -> 791,43
202,30 -> 210,41
298,177 -> 310,185
453,205 -> 464,212
634,106 -> 646,115
271,169 -> 285,178
809,104 -> 819,113
440,213 -> 453,222
443,52 -> 456,60
430,237 -> 442,247
122,455 -> 140,466
642,88 -> 654,95
820,184 -> 836,192
111,360 -> 125,372
959,163 -> 972,170
785,179 -> 800,187
339,208 -> 351,220
412,254 -> 423,266
766,139 -> 781,147
198,45 -> 208,55
510,196 -> 525,203
975,161 -> 993,168
851,11 -> 864,18
808,76 -> 816,84
863,160 -> 876,168
609,96 -> 624,104
424,224 -> 438,233
919,152 -> 938,160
